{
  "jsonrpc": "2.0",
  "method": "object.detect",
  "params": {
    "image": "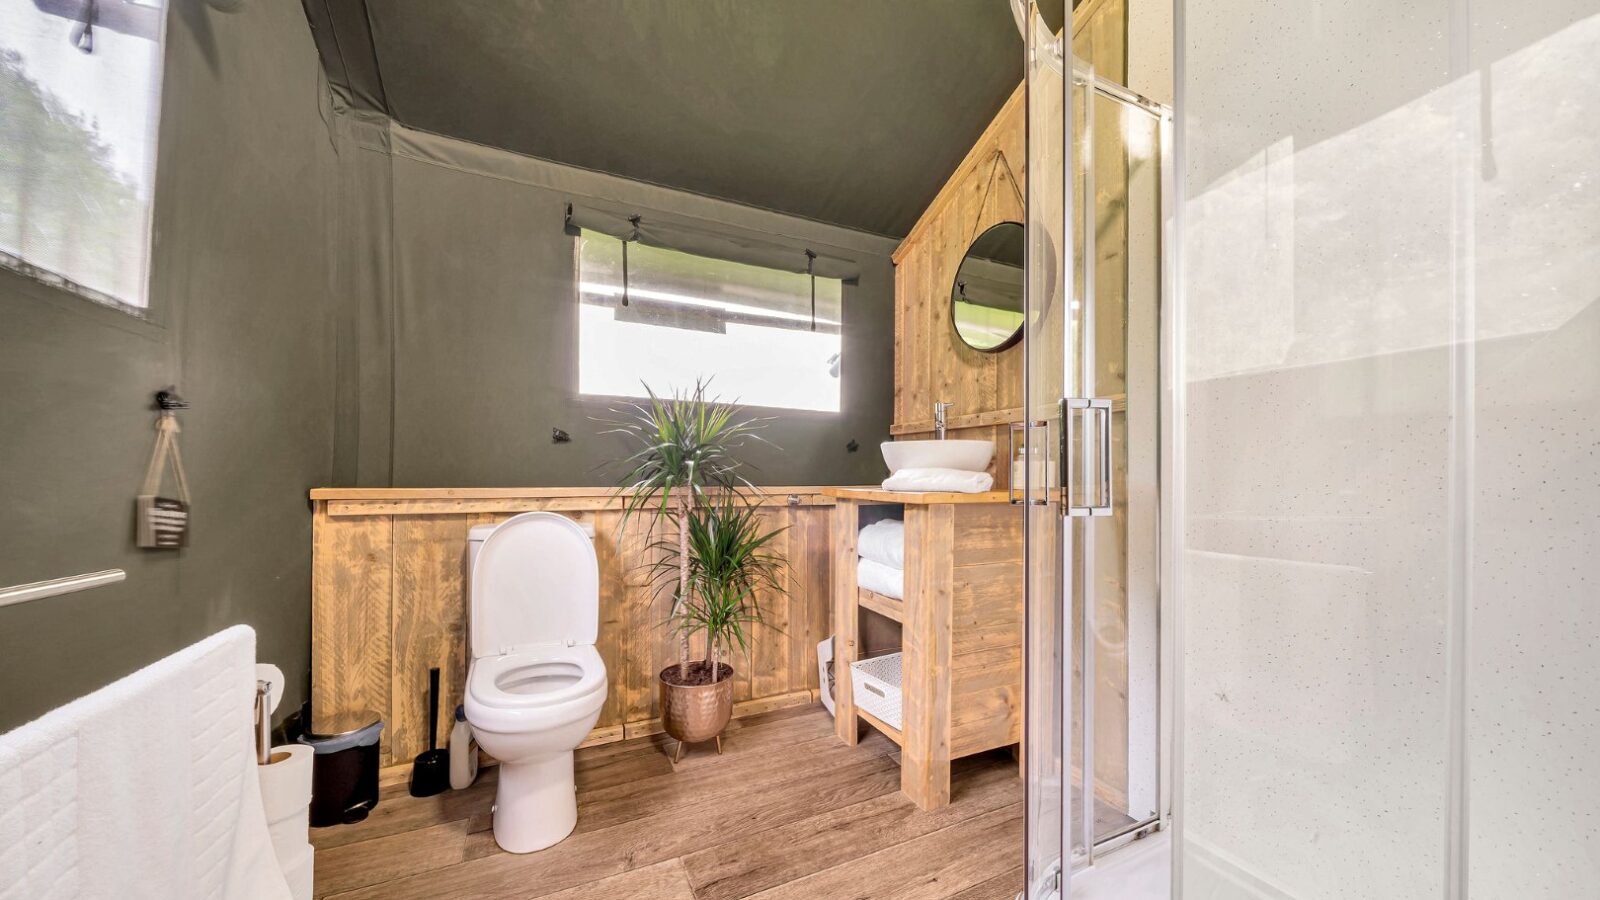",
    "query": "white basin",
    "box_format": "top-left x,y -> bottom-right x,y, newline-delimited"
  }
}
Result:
880,439 -> 995,475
